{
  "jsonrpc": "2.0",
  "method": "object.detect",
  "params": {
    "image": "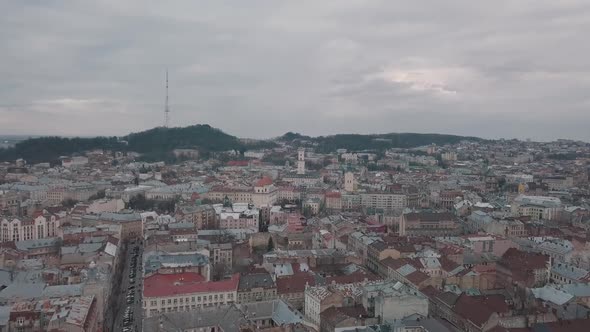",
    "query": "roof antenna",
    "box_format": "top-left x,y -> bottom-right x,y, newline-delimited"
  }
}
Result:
164,69 -> 170,128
